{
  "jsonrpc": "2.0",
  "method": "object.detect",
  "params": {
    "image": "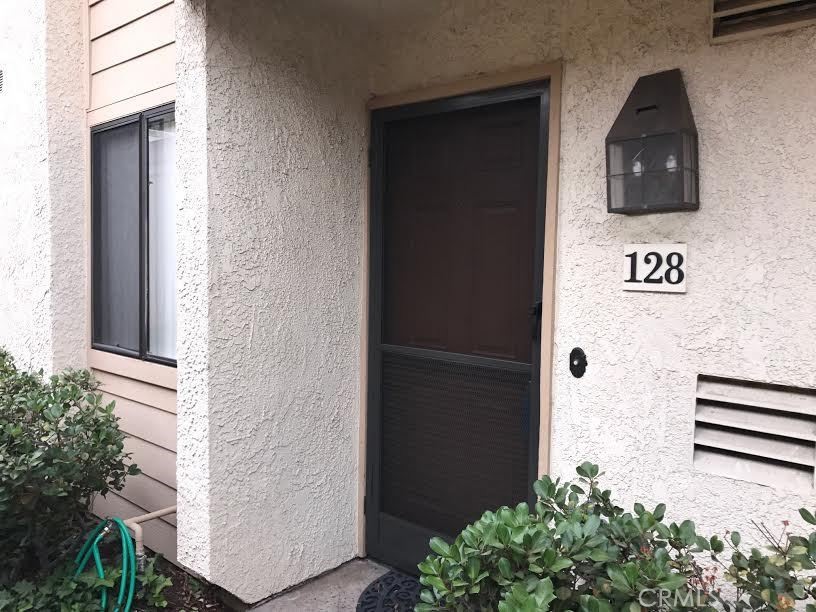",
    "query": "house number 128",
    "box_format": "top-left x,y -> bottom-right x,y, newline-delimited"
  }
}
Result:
622,244 -> 687,293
